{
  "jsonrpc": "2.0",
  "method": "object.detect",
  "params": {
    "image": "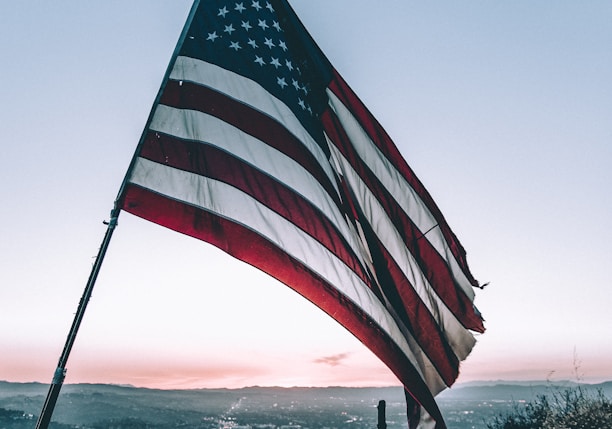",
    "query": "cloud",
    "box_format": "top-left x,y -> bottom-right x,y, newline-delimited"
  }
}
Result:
313,353 -> 350,367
